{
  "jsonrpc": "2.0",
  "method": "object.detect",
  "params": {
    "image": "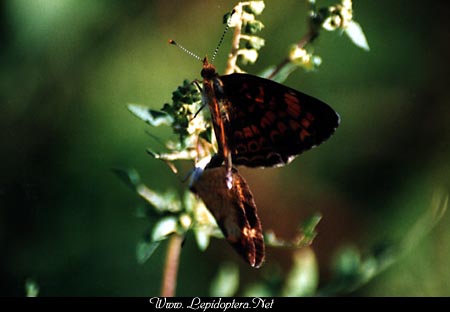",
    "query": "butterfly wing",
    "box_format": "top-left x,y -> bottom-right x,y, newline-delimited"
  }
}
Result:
220,73 -> 340,167
190,166 -> 265,268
